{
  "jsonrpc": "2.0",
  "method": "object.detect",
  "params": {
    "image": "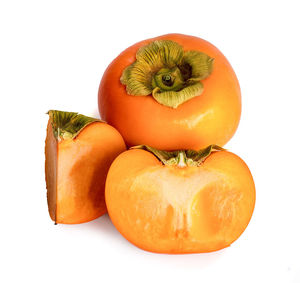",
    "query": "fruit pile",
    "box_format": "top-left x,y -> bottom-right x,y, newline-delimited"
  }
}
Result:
45,34 -> 255,254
